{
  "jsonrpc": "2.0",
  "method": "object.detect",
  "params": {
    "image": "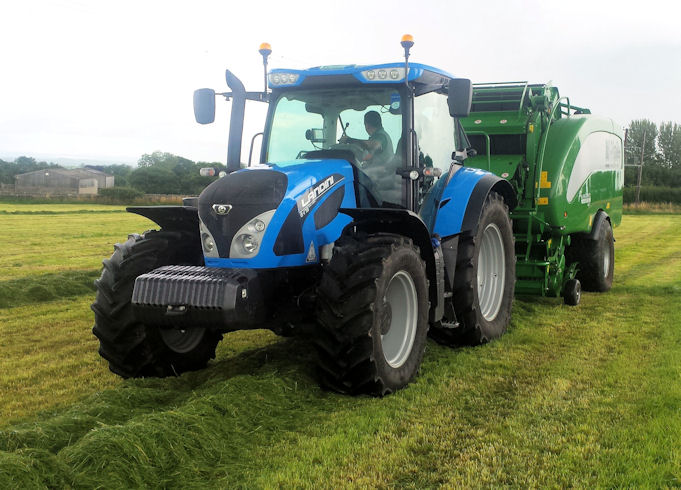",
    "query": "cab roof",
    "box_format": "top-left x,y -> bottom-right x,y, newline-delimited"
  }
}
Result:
269,62 -> 455,94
